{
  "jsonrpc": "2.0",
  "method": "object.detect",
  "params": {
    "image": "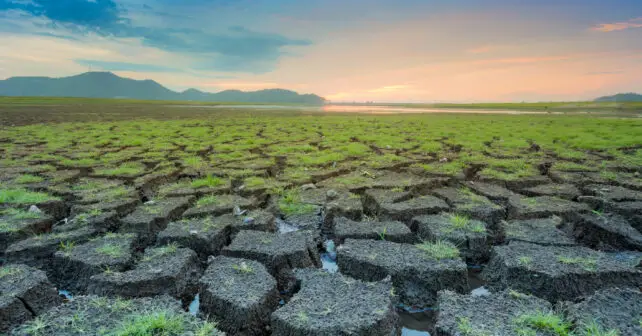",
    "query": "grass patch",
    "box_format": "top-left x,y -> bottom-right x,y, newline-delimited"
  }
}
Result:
95,243 -> 126,258
513,311 -> 571,336
416,240 -> 460,260
556,256 -> 598,271
1,207 -> 42,220
15,174 -> 45,184
191,175 -> 224,188
0,188 -> 59,204
278,189 -> 317,216
196,195 -> 219,208
231,261 -> 254,274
